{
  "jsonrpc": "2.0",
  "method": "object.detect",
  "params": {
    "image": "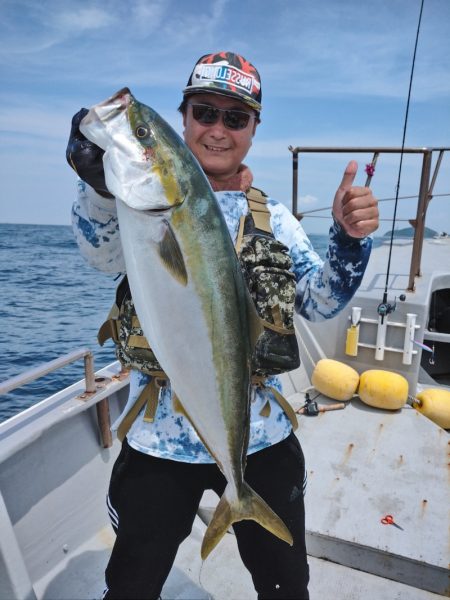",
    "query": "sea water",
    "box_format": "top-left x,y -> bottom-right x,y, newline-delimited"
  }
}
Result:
0,223 -> 329,423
